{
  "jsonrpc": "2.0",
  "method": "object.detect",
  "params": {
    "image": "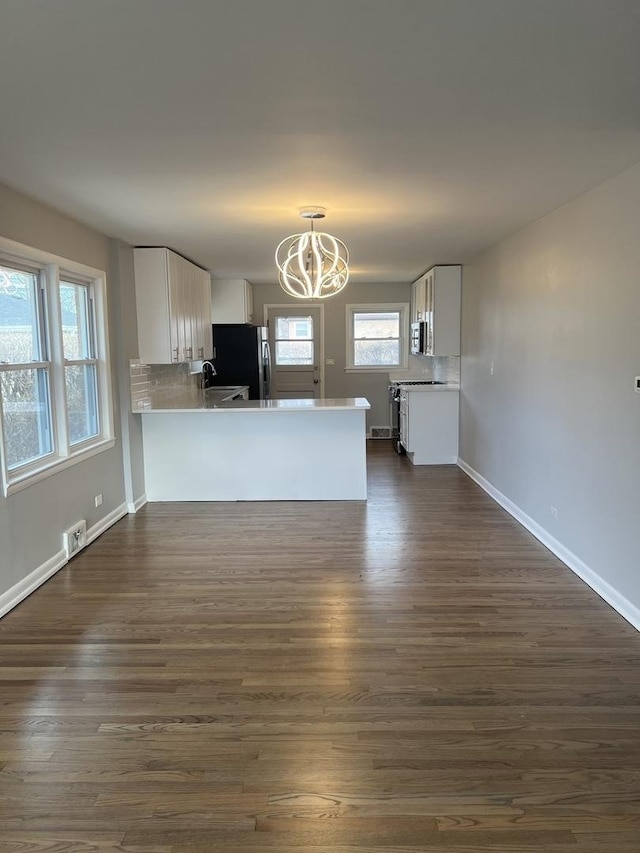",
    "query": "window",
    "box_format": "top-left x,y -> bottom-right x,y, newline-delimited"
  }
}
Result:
345,303 -> 409,370
0,238 -> 114,495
